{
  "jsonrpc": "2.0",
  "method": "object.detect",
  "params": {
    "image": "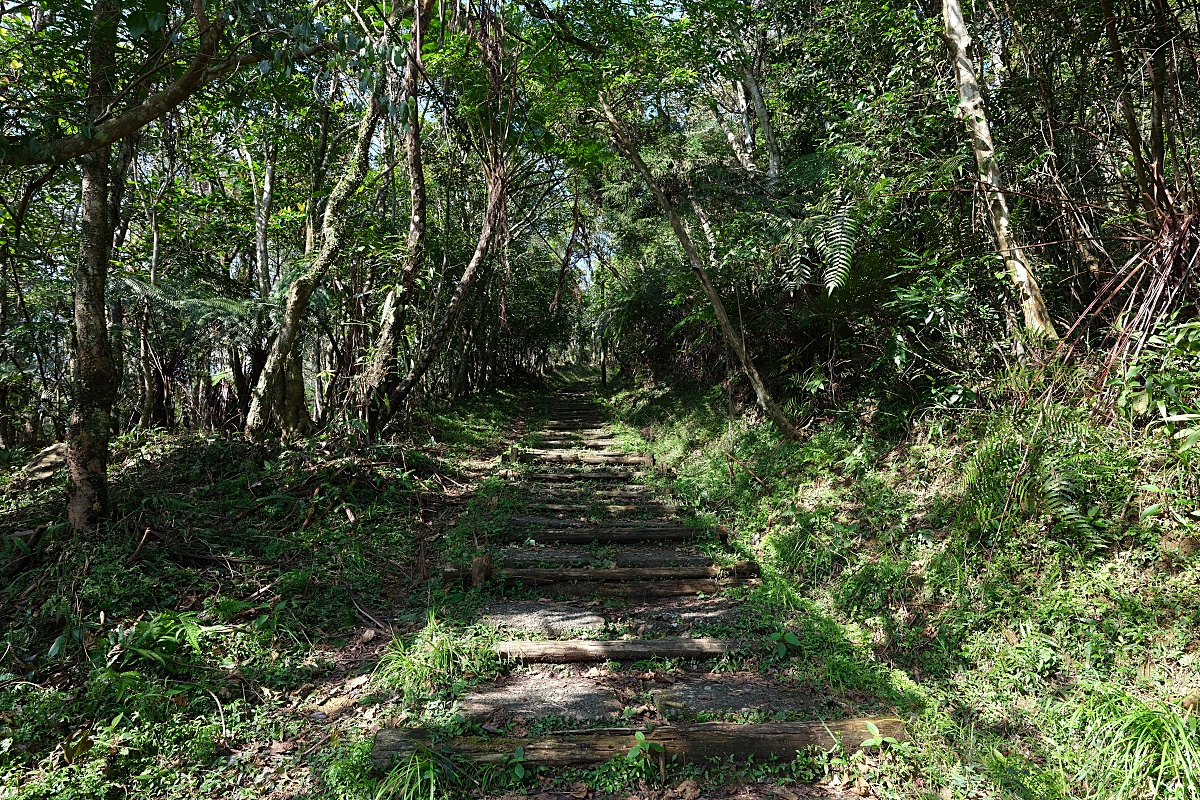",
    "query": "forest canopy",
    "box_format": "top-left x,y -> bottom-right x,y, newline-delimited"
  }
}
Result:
2,0 -> 1199,798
